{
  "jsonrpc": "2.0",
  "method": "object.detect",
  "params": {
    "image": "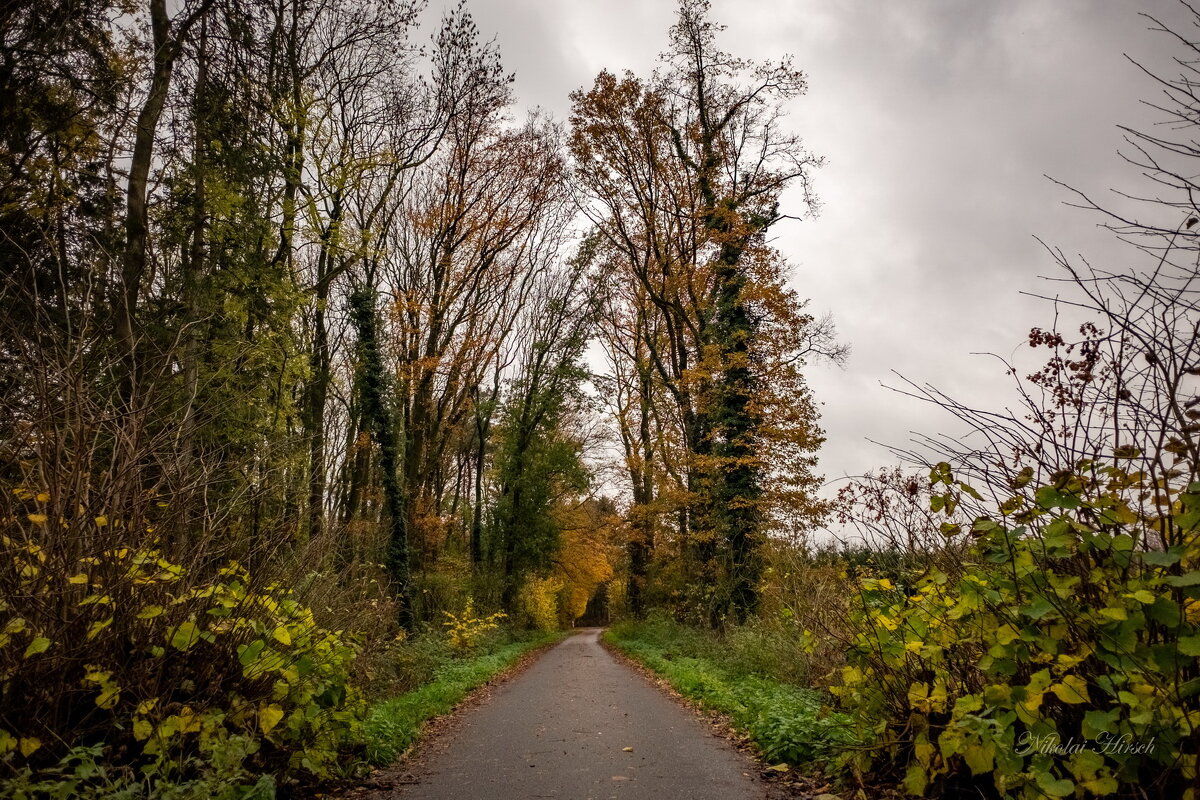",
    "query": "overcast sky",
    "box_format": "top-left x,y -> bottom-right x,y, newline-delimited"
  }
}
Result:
452,0 -> 1195,502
